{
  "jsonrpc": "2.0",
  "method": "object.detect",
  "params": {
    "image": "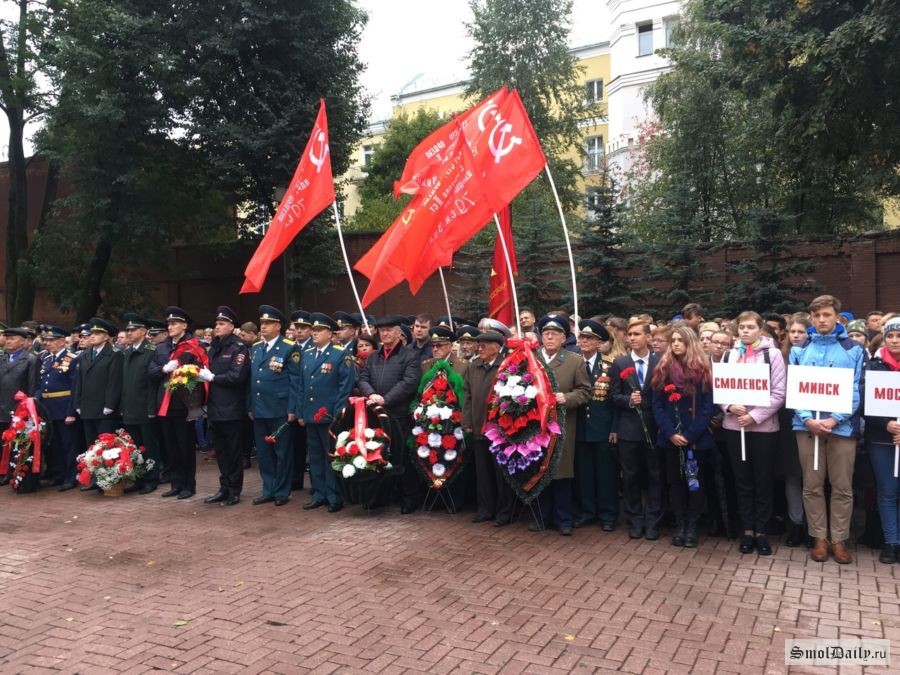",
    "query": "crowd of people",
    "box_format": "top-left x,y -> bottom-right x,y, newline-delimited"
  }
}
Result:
1,296 -> 898,566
